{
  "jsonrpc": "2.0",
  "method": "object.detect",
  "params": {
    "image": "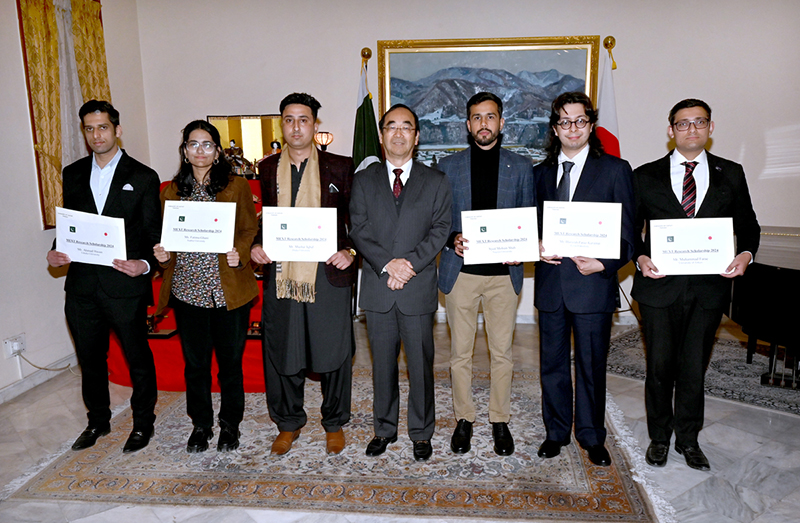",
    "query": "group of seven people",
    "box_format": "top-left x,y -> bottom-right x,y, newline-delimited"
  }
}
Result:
48,89 -> 759,472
